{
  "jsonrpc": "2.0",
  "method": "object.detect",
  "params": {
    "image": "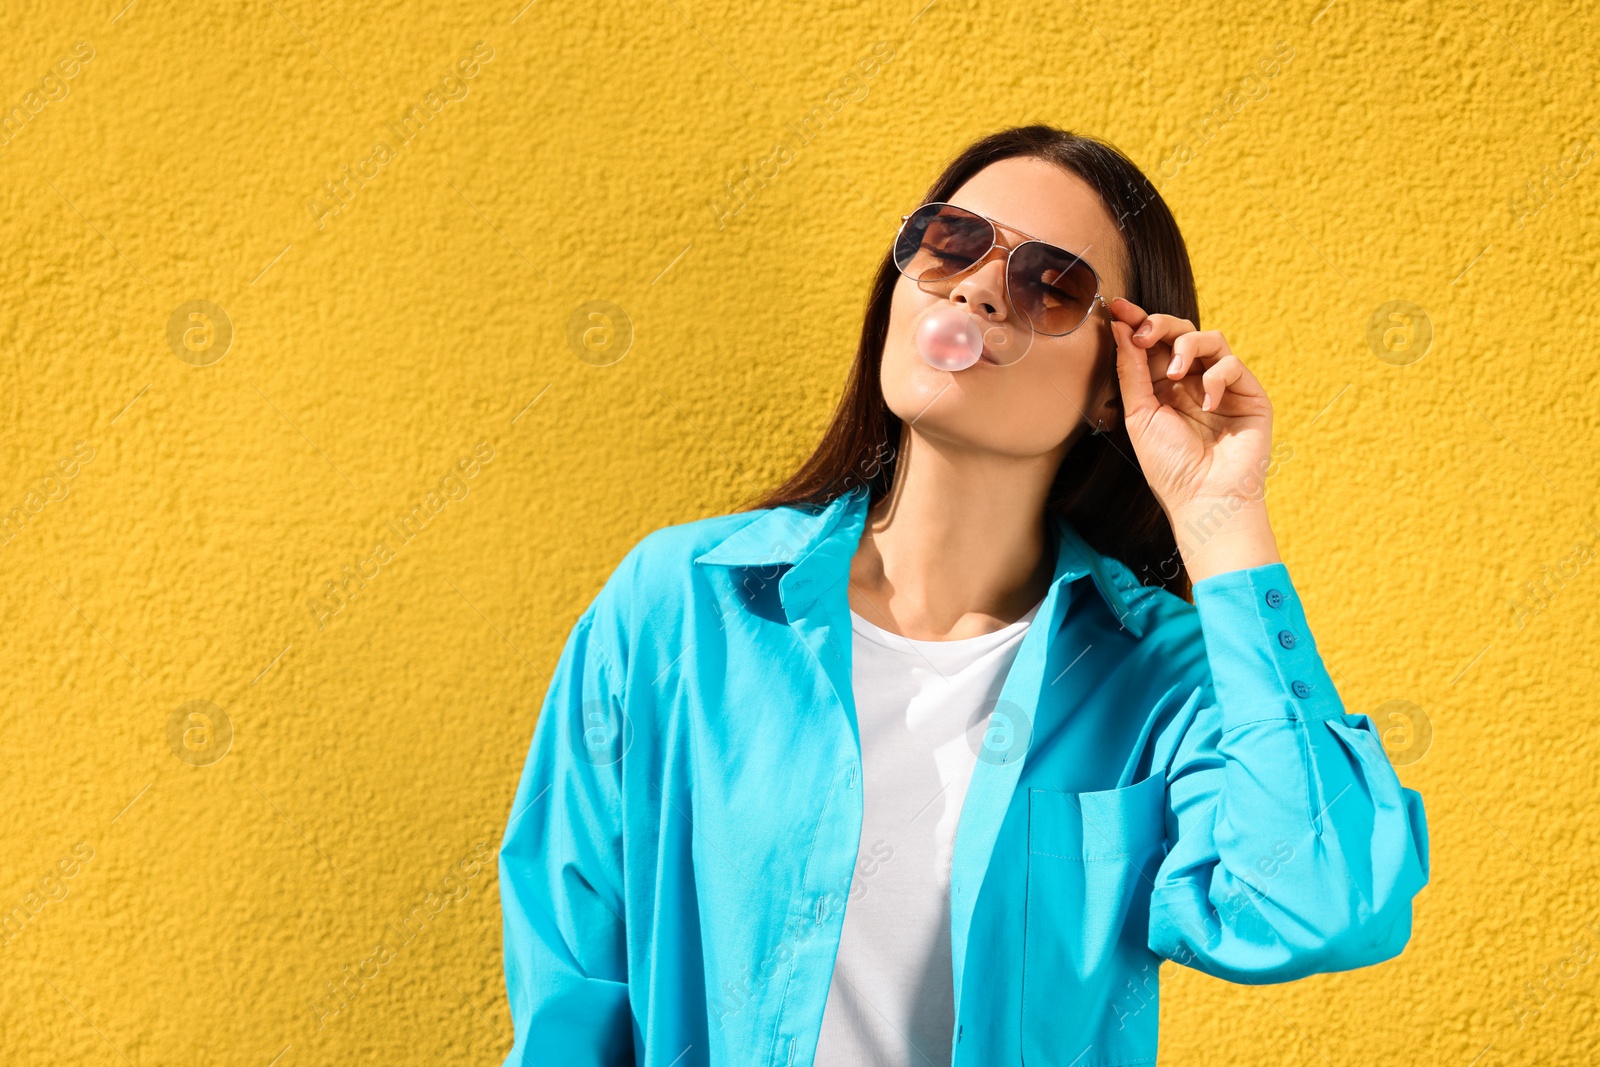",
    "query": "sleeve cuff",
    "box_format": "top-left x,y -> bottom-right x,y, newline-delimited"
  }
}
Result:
1191,561 -> 1344,731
